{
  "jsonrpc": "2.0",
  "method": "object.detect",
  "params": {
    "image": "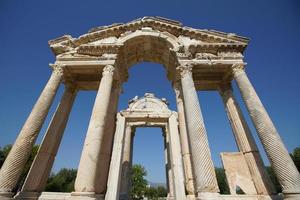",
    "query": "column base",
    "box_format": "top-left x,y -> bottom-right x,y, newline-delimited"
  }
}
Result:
283,193 -> 300,200
70,192 -> 104,200
14,191 -> 40,200
196,192 -> 220,200
0,192 -> 13,200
